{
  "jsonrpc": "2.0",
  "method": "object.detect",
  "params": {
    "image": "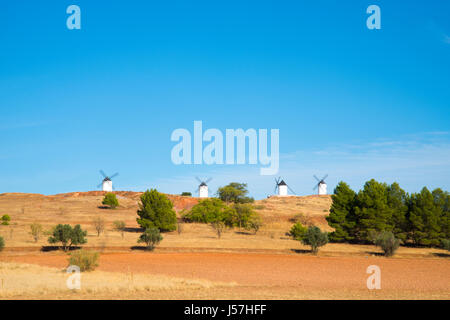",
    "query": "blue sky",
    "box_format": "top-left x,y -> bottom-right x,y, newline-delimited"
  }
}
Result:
0,1 -> 449,199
